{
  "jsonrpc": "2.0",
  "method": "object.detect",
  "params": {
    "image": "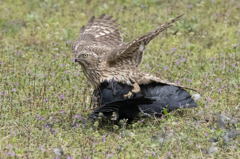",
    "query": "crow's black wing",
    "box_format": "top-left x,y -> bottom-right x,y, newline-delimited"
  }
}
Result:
88,97 -> 154,121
